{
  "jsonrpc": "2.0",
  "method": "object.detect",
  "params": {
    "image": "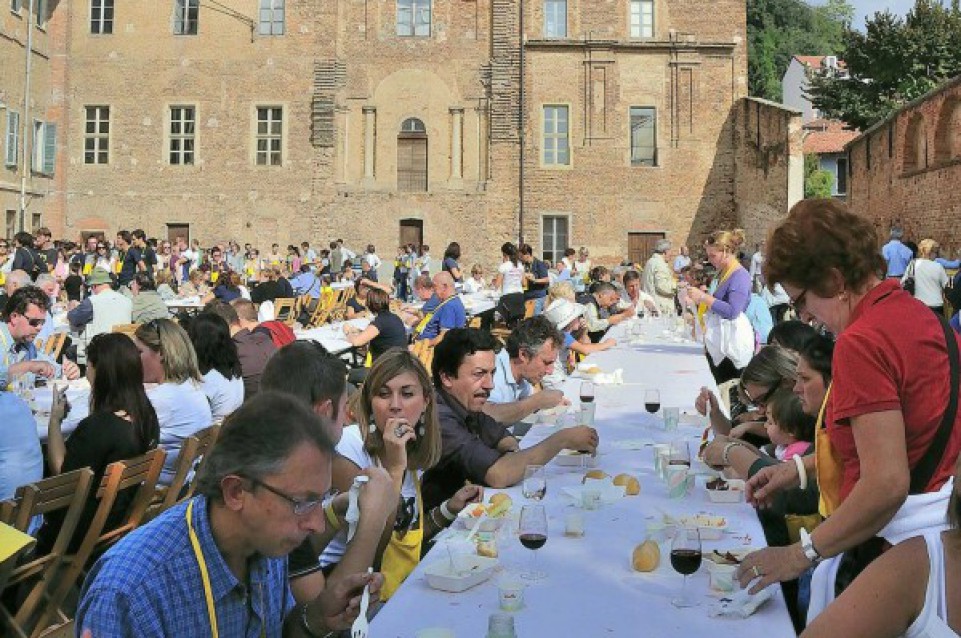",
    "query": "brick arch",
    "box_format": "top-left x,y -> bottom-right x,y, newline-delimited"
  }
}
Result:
933,97 -> 961,164
902,114 -> 927,173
